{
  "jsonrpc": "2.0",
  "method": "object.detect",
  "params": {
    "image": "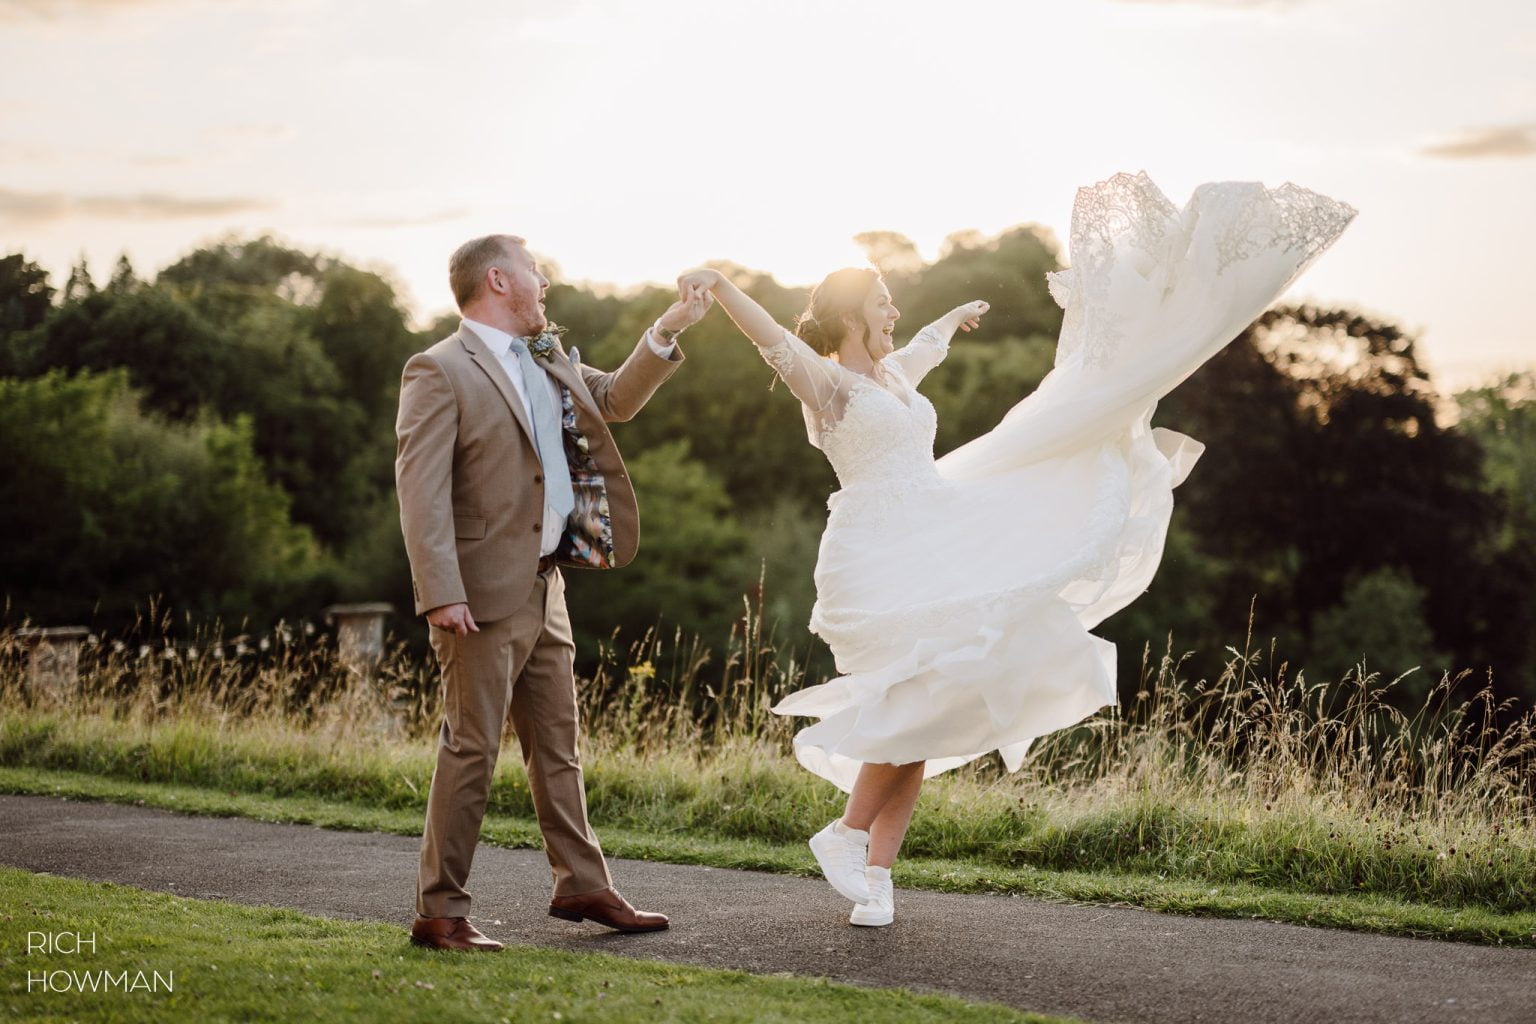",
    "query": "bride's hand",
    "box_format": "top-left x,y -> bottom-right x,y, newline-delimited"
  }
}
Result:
677,268 -> 723,294
954,300 -> 989,333
658,281 -> 714,335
